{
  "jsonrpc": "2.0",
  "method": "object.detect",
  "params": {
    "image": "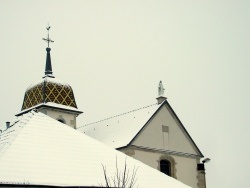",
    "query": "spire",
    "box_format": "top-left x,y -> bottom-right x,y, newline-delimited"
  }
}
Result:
42,24 -> 55,78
